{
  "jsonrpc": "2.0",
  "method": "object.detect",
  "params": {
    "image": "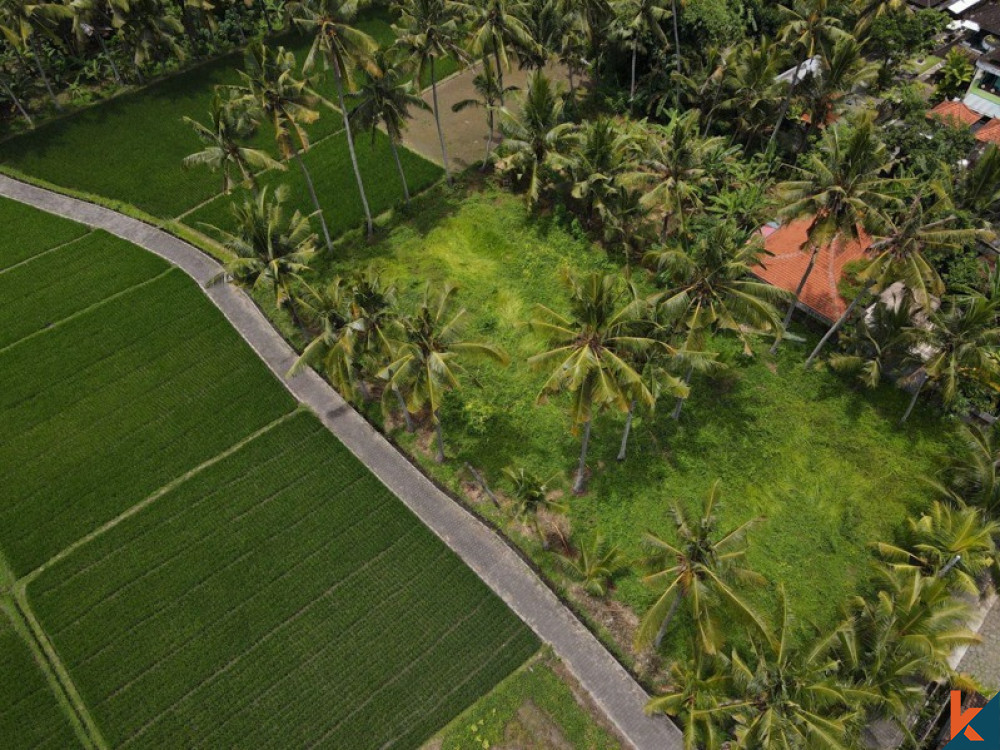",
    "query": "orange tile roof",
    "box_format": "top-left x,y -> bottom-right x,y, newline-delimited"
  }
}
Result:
927,100 -> 982,127
976,118 -> 1000,144
753,218 -> 873,322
